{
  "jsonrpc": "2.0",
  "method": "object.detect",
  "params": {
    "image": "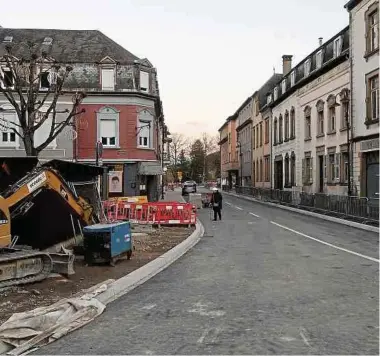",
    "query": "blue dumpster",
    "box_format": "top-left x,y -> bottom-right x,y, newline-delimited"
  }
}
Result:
83,221 -> 132,266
